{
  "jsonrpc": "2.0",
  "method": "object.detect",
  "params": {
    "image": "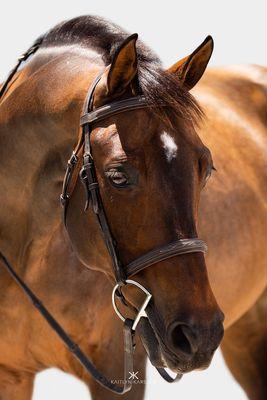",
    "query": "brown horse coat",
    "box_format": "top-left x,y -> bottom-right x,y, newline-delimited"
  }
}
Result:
196,65 -> 267,325
0,17 -> 266,400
